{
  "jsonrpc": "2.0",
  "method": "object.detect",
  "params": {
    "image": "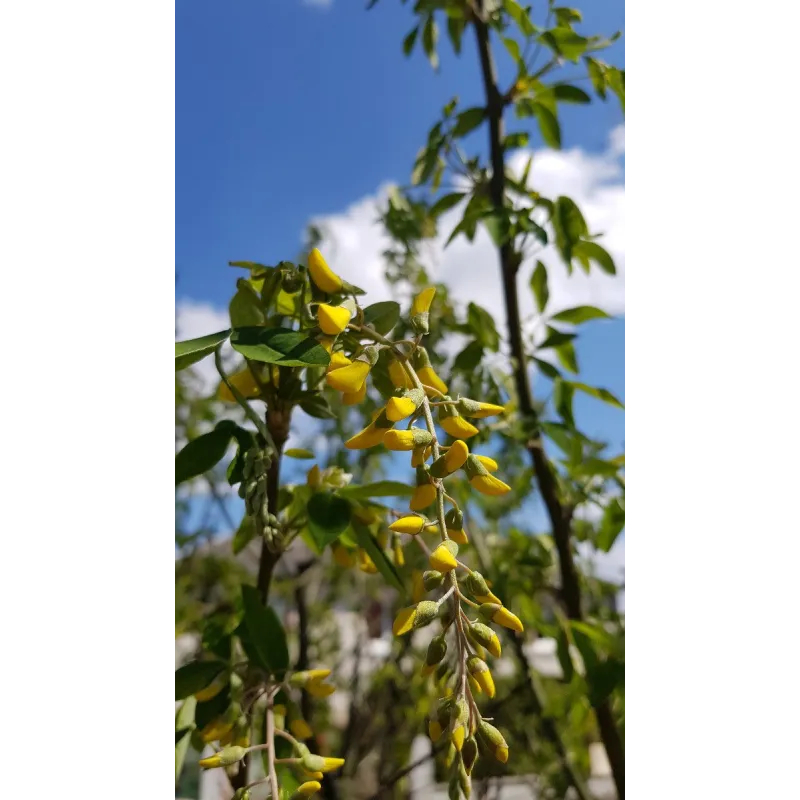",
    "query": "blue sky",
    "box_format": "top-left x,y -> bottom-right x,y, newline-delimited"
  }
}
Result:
176,0 -> 625,579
